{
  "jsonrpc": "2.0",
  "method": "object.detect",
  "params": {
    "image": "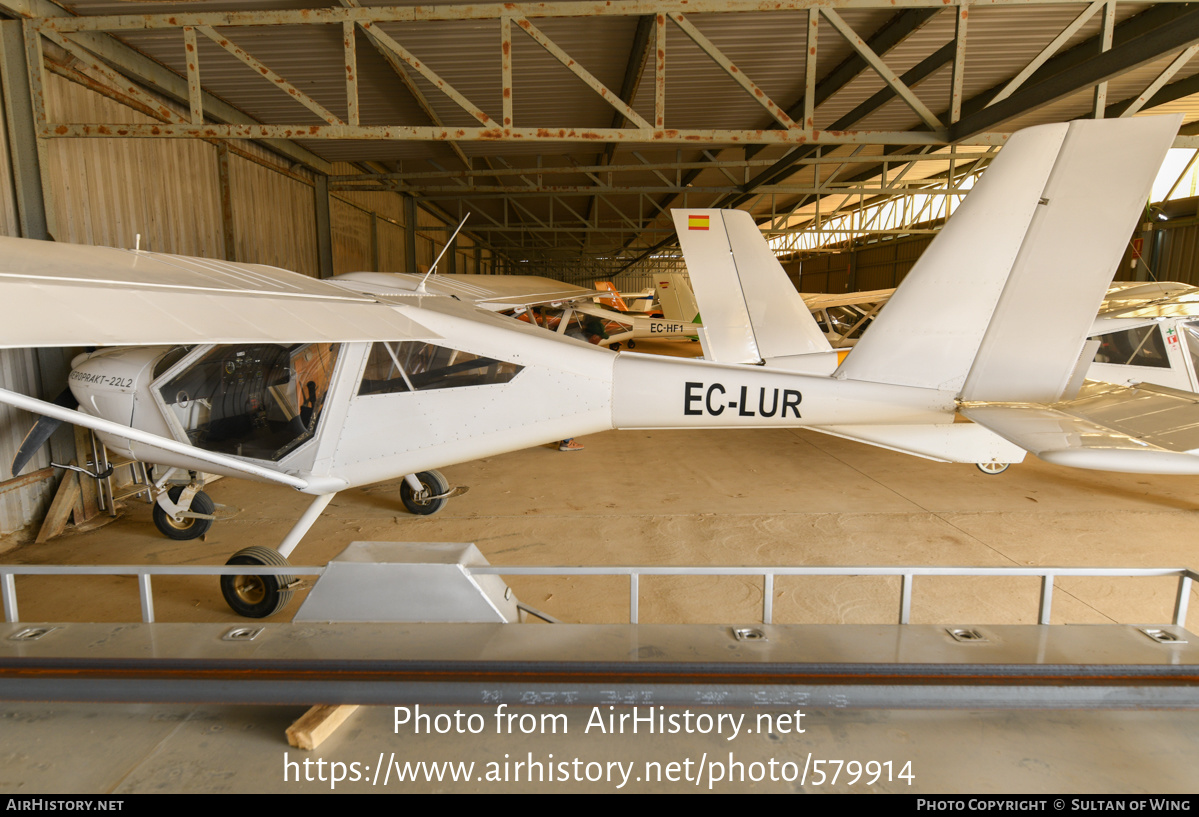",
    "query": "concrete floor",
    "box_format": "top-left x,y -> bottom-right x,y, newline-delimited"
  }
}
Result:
3,340 -> 1199,793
